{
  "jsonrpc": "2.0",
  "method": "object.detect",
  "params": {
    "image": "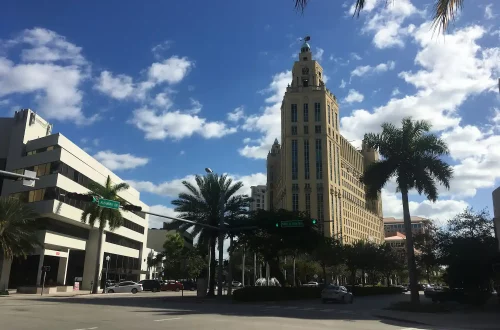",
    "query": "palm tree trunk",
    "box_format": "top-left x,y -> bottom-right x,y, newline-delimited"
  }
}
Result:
207,234 -> 217,296
292,256 -> 296,287
242,245 -> 246,286
227,236 -> 234,296
322,264 -> 327,285
93,227 -> 104,294
402,190 -> 420,304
